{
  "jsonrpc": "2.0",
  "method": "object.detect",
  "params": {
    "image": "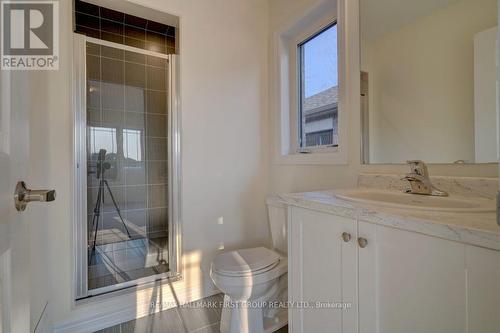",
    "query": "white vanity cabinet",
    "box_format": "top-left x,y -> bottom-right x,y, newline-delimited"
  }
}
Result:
288,206 -> 500,333
466,245 -> 500,333
358,222 -> 466,333
288,206 -> 358,333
